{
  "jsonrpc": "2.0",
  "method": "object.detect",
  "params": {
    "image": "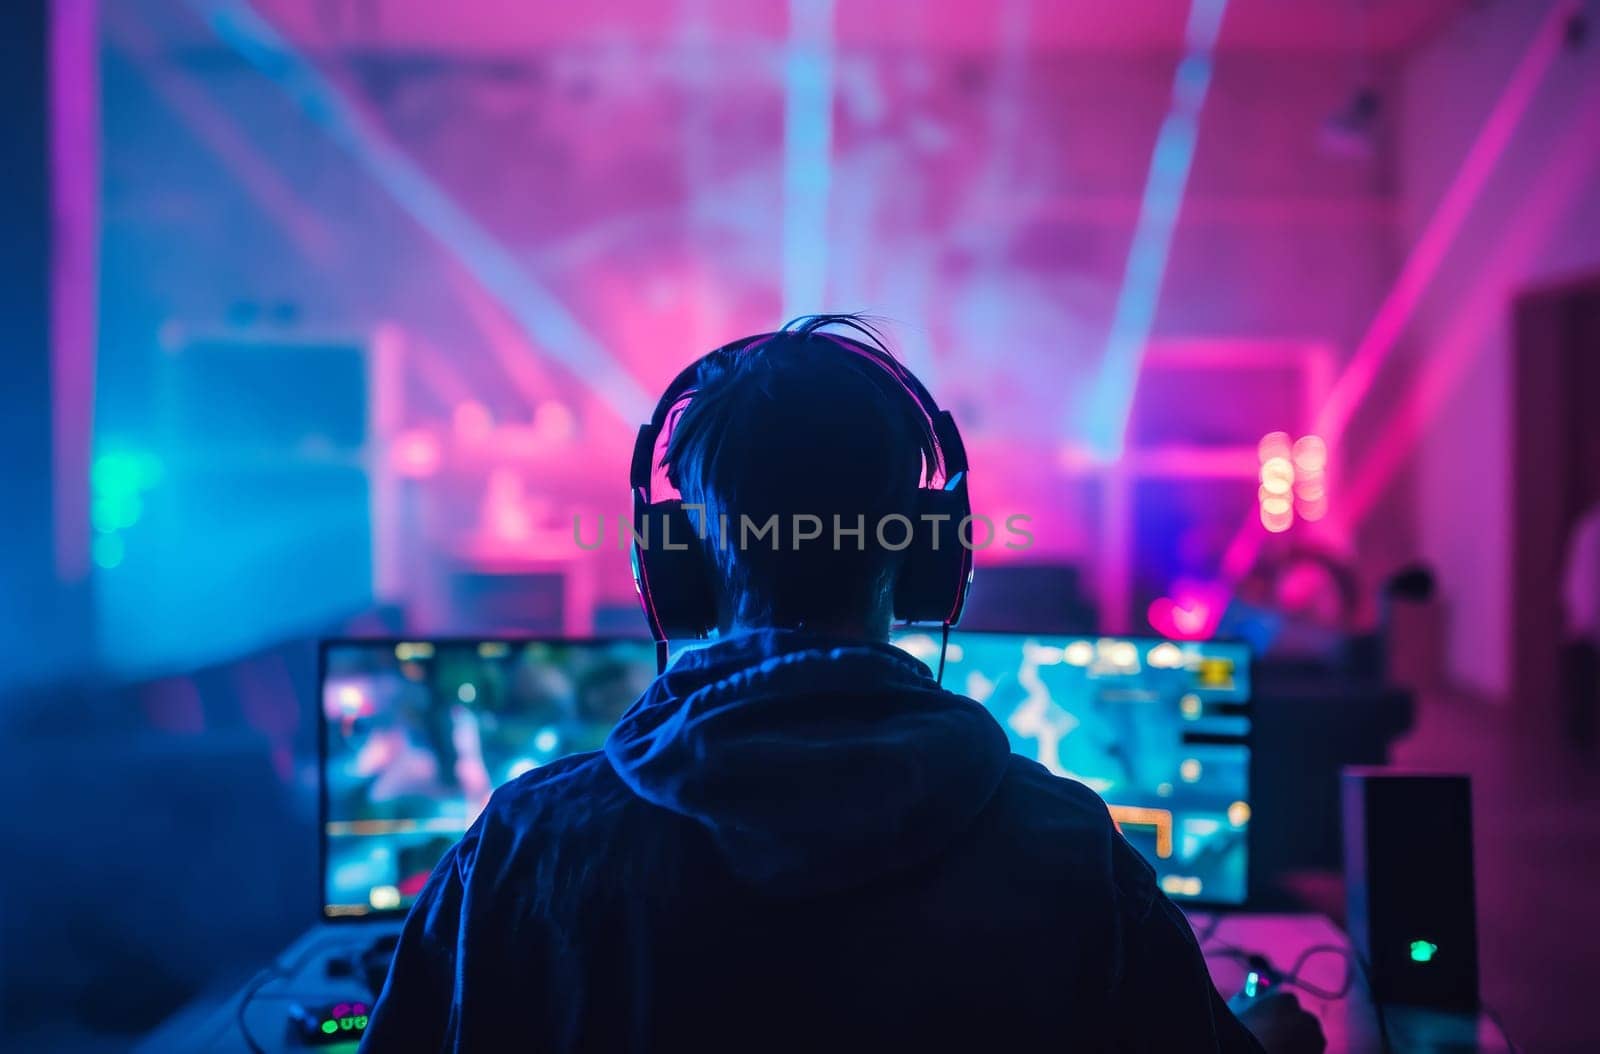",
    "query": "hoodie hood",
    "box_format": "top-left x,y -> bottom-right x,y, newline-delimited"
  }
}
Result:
604,629 -> 1011,896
